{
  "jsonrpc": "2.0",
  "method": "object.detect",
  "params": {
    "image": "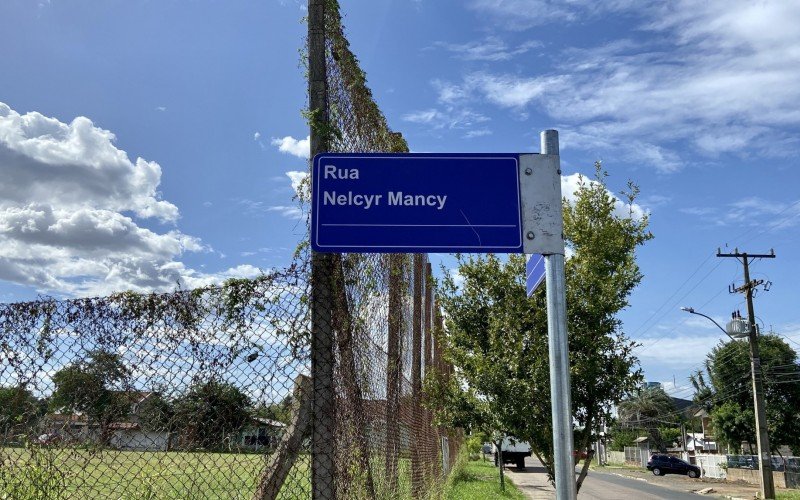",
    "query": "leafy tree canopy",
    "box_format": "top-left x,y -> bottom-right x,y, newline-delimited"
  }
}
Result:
693,335 -> 800,454
0,386 -> 42,433
50,350 -> 131,441
174,379 -> 252,449
428,163 -> 651,491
